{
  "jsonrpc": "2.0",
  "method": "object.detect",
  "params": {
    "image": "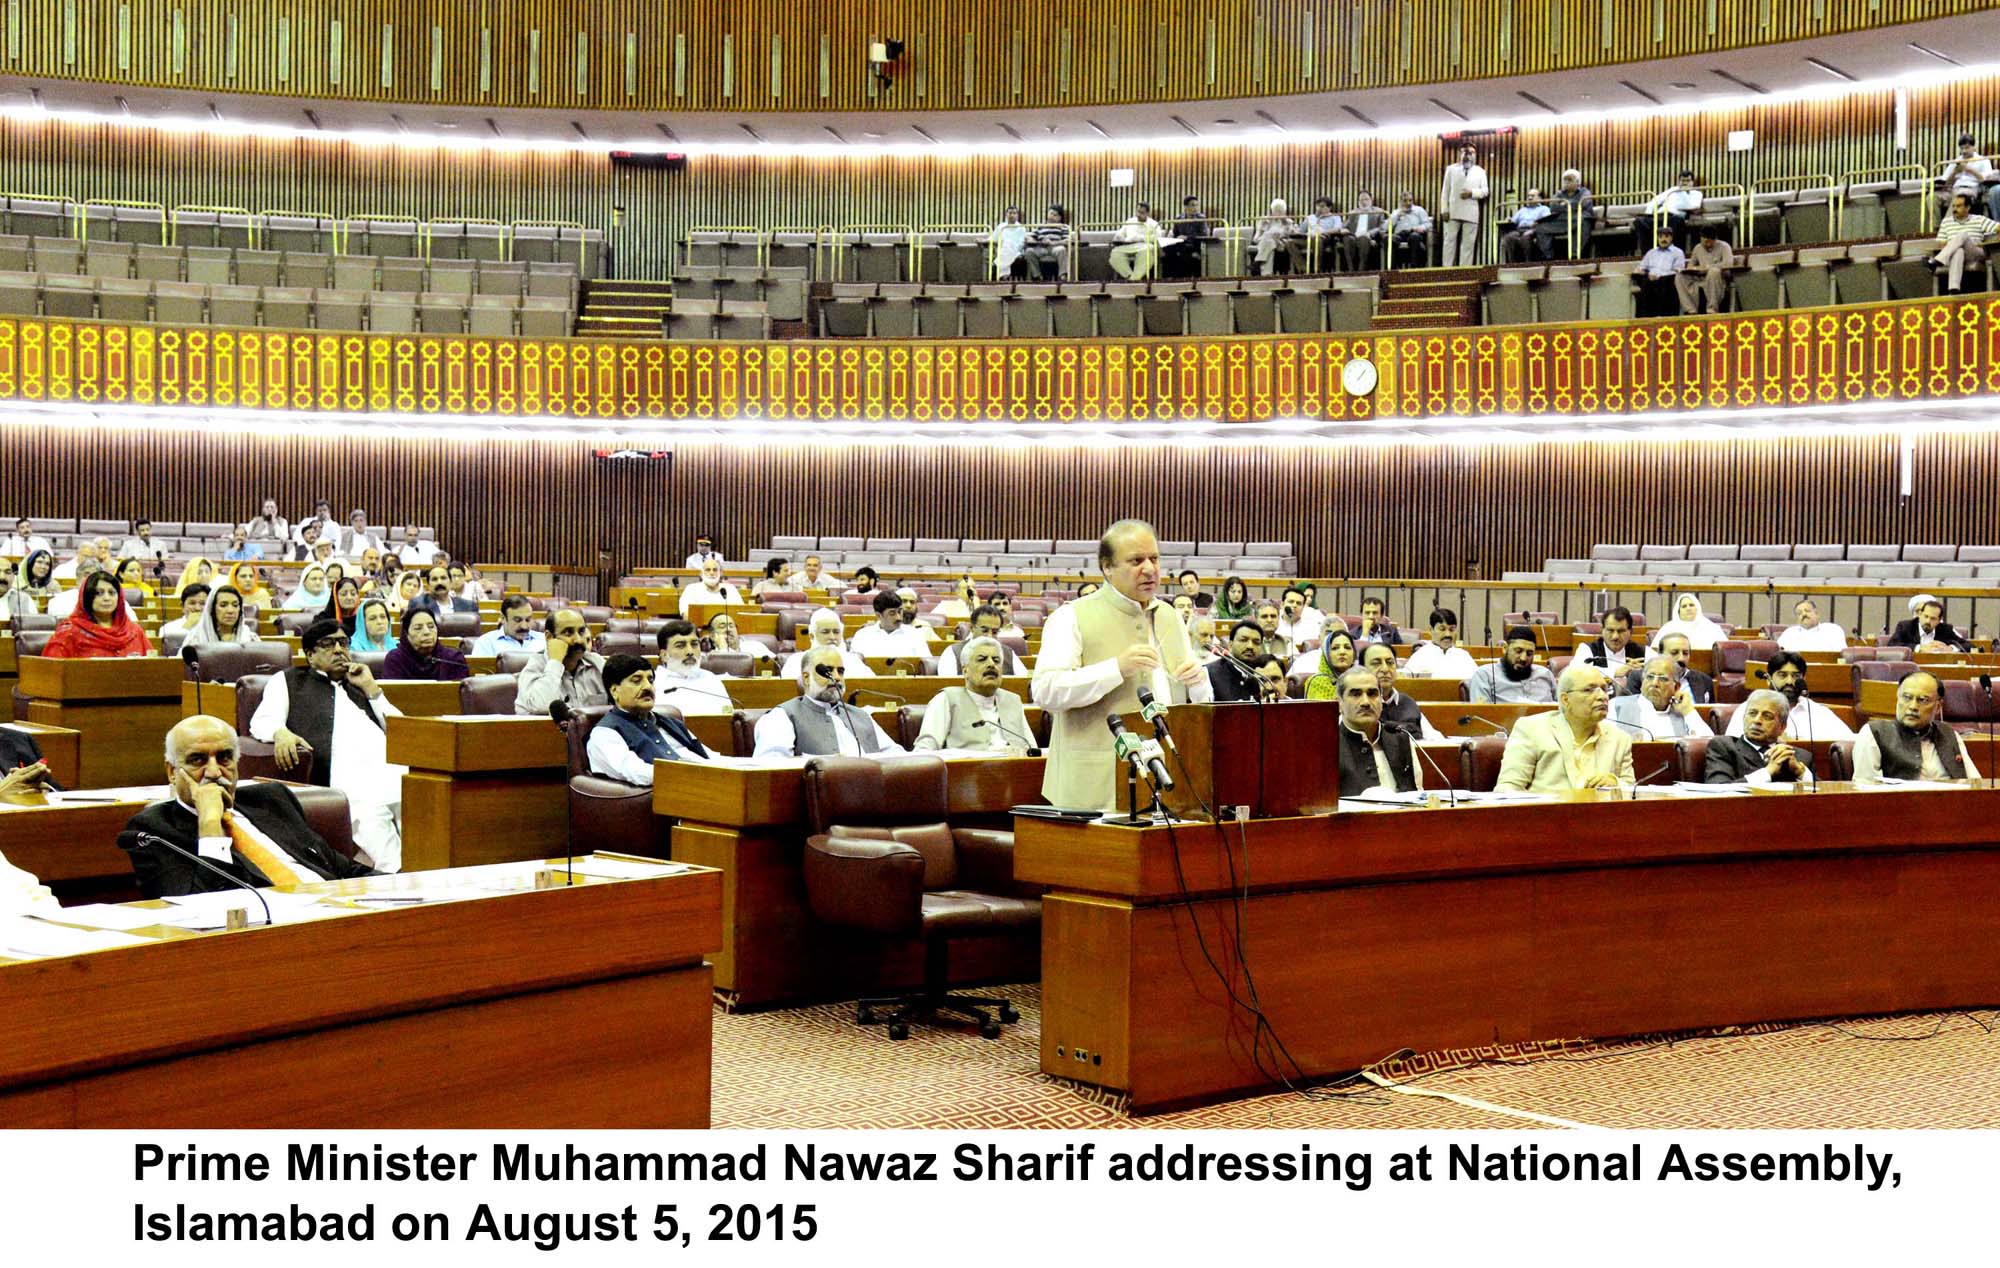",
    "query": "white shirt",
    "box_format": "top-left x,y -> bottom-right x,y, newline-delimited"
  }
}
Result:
751,697 -> 903,760
1278,609 -> 1325,652
45,588 -> 79,618
1777,622 -> 1848,653
786,570 -> 843,591
158,615 -> 196,640
1852,723 -> 1980,783
678,580 -> 743,617
340,528 -> 384,556
781,648 -> 873,680
1402,642 -> 1479,679
916,689 -> 1019,752
936,643 -> 1029,676
713,638 -> 774,663
652,664 -> 736,716
1031,586 -> 1215,718
685,551 -> 723,570
585,712 -> 712,784
247,670 -> 405,834
1616,696 -> 1714,739
849,622 -> 936,659
397,541 -> 438,566
185,790 -> 329,882
1717,736 -> 1818,787
2,533 -> 50,557
1724,697 -> 1856,743
469,627 -> 547,658
1948,156 -> 1994,195
118,536 -> 168,561
52,557 -> 90,581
